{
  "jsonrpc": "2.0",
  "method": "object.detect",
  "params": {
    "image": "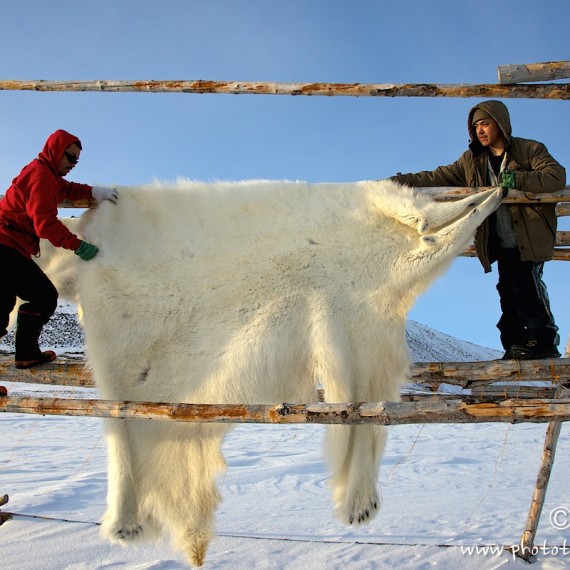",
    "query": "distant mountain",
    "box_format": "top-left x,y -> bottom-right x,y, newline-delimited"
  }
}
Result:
406,320 -> 500,362
1,302 -> 501,362
1,303 -> 85,356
